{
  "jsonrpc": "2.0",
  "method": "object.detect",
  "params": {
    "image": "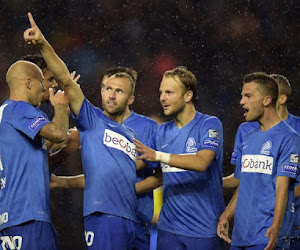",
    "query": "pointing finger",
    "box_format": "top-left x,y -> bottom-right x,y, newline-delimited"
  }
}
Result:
28,12 -> 37,27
